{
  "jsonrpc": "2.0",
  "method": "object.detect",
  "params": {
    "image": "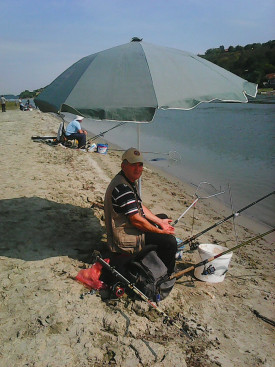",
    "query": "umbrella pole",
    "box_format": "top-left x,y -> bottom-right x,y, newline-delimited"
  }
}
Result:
137,124 -> 142,195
